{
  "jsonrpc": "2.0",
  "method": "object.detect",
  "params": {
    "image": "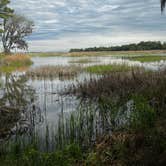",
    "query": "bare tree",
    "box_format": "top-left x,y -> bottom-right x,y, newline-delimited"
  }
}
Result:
2,14 -> 34,54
